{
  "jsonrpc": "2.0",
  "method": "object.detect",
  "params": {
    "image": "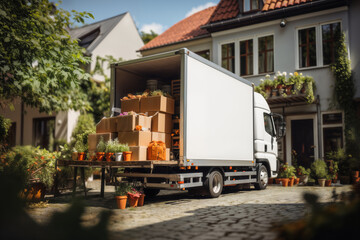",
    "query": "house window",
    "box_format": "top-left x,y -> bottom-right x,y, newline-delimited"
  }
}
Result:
33,117 -> 55,150
221,43 -> 235,73
322,112 -> 344,158
195,49 -> 210,60
322,22 -> 341,65
258,36 -> 274,74
244,0 -> 259,12
298,27 -> 317,68
240,40 -> 253,76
